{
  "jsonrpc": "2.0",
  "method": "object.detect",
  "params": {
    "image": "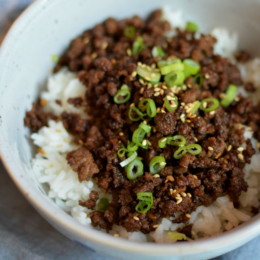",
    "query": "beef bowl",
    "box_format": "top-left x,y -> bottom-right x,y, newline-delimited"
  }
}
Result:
1,0 -> 260,259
